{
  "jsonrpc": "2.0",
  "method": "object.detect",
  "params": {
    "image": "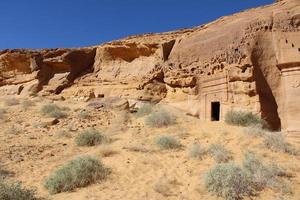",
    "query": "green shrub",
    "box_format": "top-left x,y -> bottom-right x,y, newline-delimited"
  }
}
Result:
225,111 -> 267,128
44,156 -> 107,194
263,132 -> 297,155
0,181 -> 41,200
204,162 -> 254,200
75,129 -> 107,146
135,103 -> 153,117
145,110 -> 176,128
155,136 -> 181,149
4,98 -> 19,106
40,103 -> 67,119
208,144 -> 233,163
188,144 -> 206,159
